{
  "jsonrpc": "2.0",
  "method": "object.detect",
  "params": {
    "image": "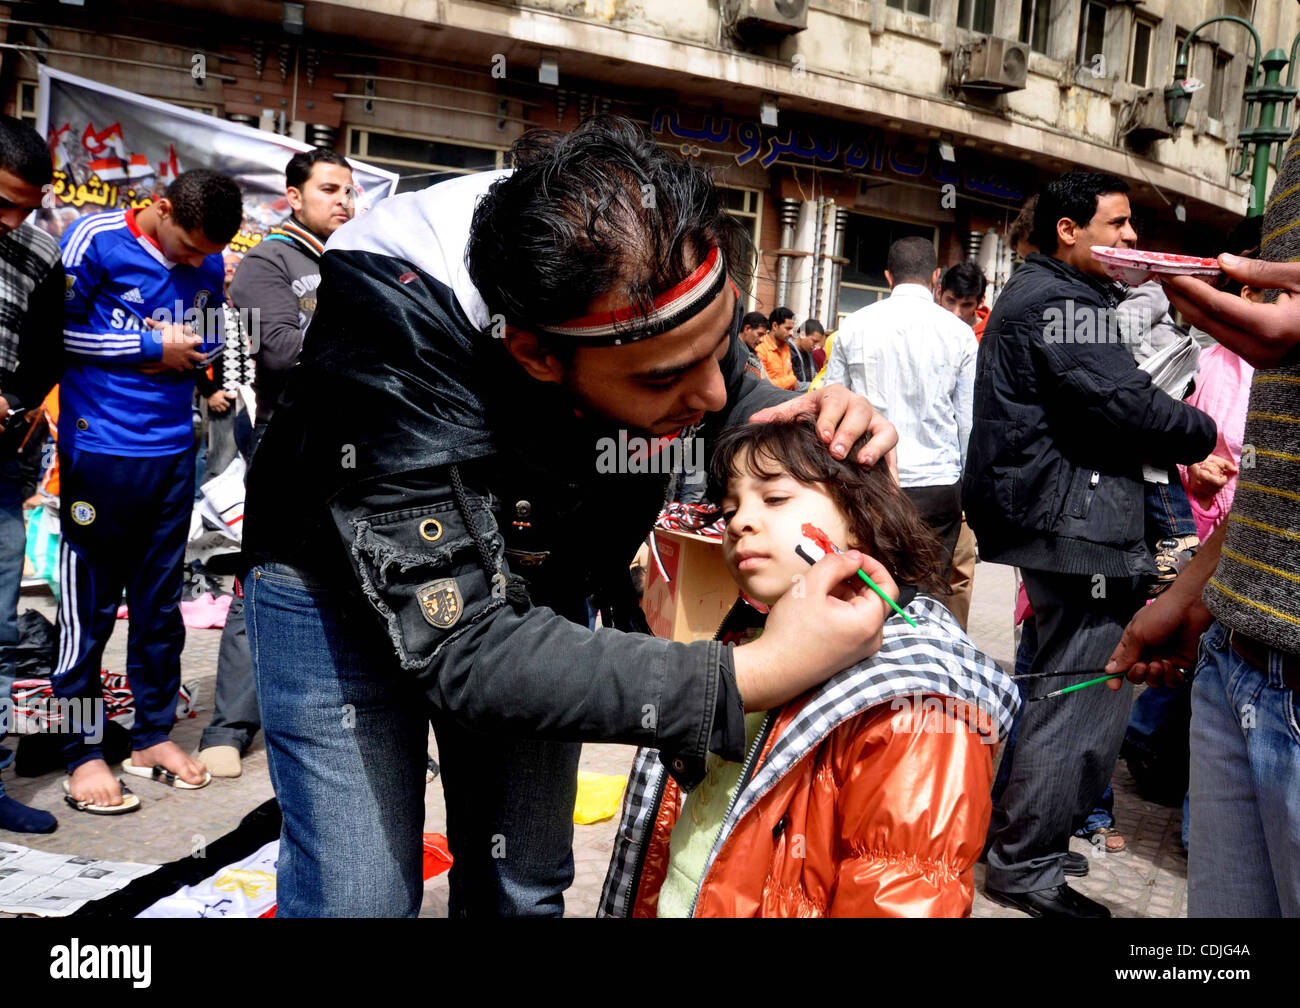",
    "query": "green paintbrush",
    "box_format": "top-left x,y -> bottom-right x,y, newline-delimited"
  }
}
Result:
1030,672 -> 1125,701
